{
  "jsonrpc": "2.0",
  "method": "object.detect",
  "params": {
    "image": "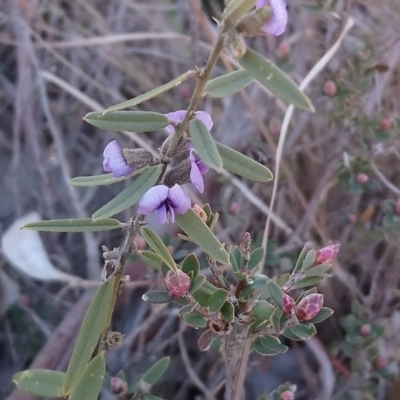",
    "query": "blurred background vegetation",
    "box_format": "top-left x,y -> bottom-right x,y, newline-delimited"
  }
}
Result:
1,0 -> 400,399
